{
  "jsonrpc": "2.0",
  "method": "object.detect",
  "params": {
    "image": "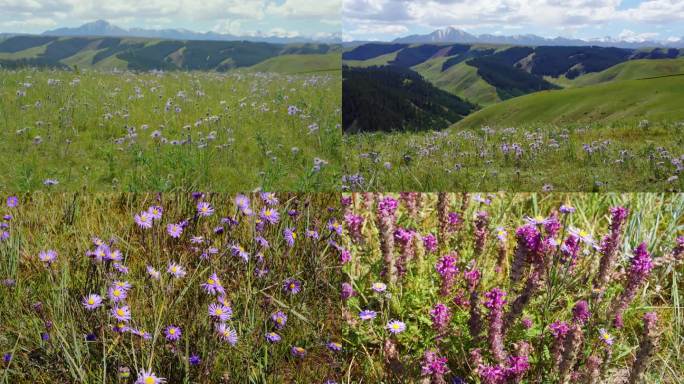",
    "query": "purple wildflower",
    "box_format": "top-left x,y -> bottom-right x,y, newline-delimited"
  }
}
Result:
164,325 -> 181,341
